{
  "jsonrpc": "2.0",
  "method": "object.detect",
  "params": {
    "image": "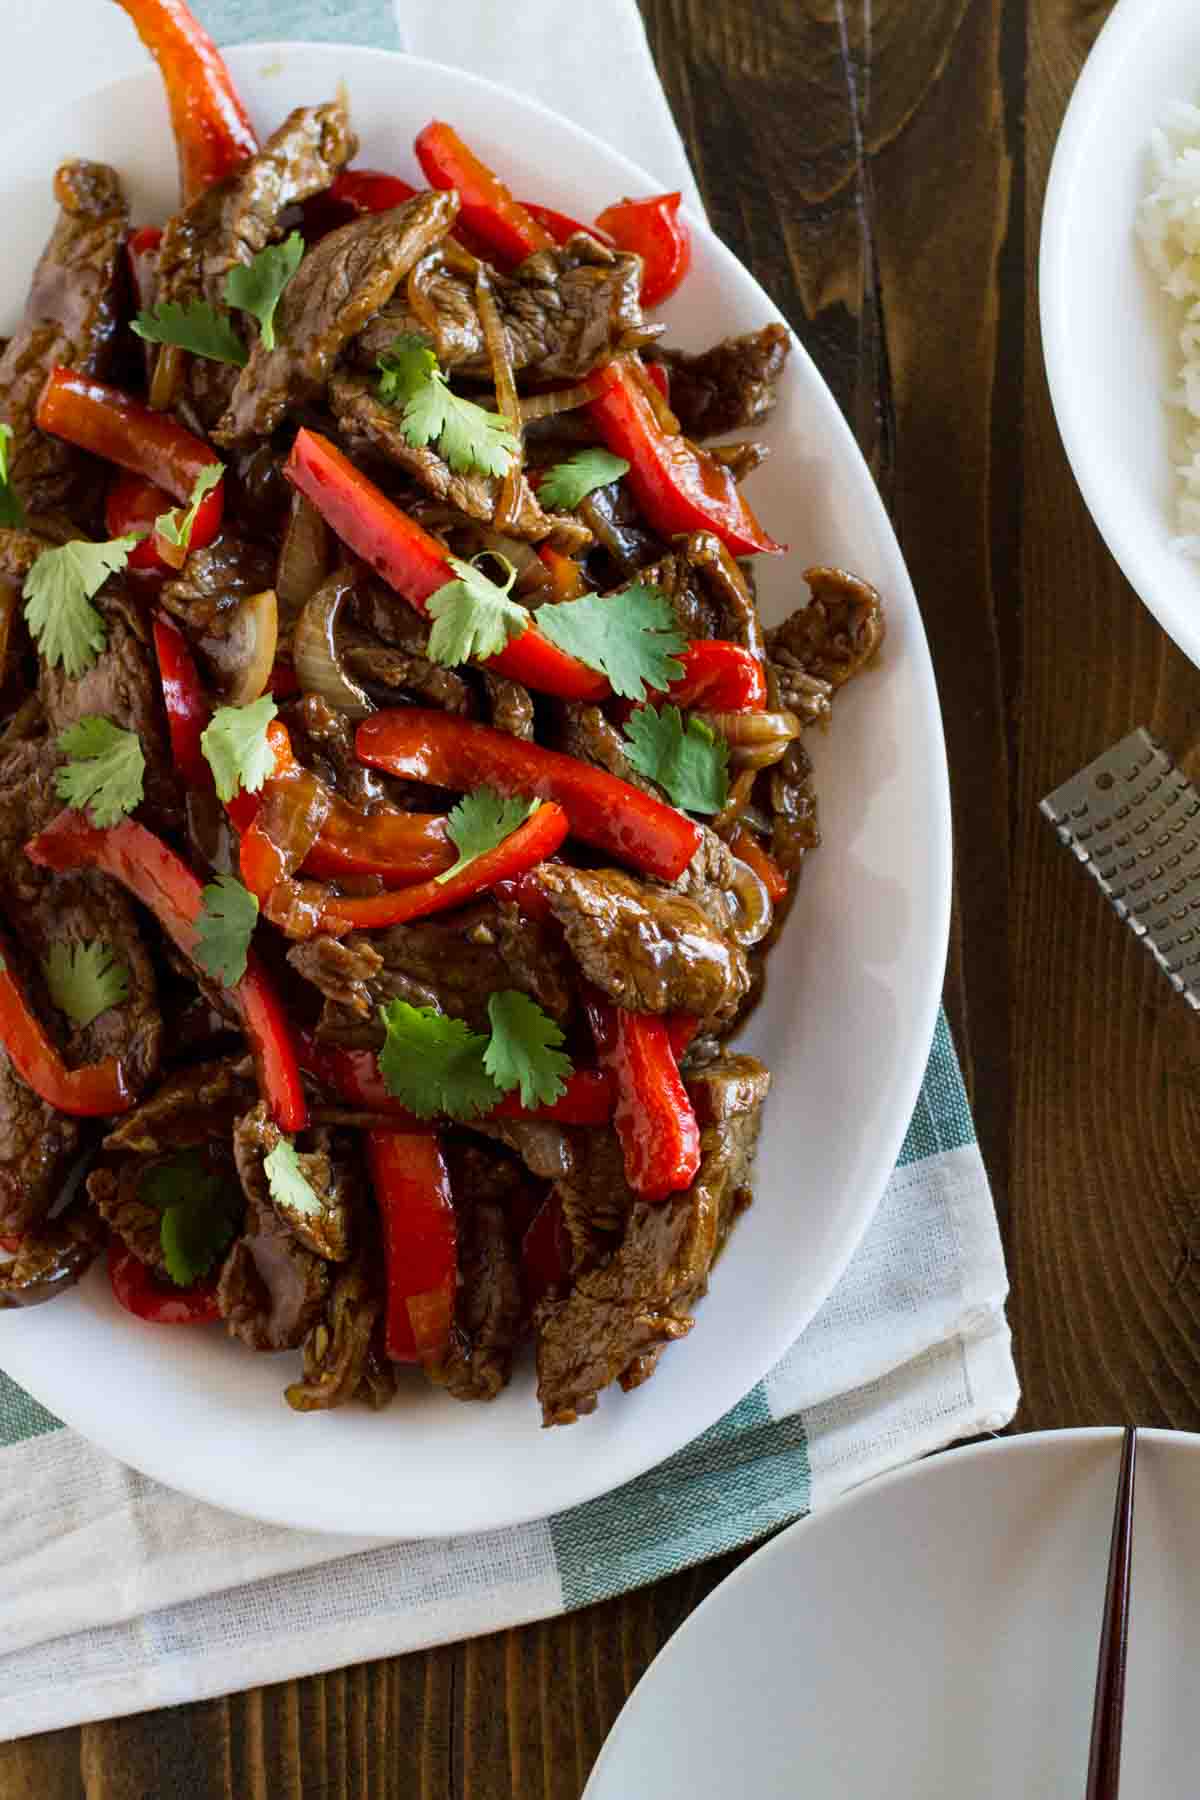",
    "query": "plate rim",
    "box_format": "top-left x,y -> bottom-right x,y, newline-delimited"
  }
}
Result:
0,39 -> 952,1537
